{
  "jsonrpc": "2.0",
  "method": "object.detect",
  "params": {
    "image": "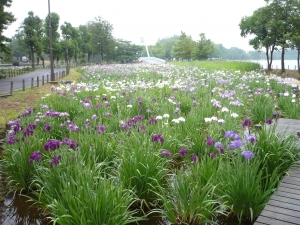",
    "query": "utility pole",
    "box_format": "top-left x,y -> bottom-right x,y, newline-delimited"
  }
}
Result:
48,0 -> 55,82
